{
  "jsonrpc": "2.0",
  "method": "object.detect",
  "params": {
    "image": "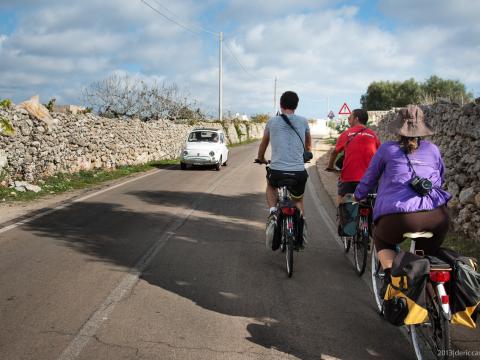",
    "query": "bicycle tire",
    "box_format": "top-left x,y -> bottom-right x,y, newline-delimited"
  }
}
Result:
286,235 -> 294,278
371,245 -> 384,314
353,219 -> 368,275
410,288 -> 451,360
